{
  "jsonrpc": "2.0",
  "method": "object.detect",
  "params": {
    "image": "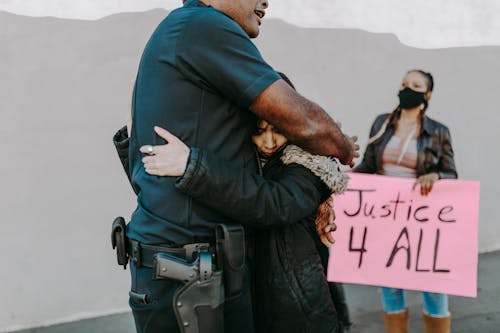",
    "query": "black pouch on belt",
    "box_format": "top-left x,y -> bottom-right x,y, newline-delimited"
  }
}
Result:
215,224 -> 245,299
111,216 -> 129,269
